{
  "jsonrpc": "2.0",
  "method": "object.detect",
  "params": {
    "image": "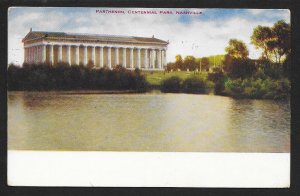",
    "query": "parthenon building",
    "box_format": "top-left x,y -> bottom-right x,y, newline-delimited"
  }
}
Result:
22,29 -> 168,70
